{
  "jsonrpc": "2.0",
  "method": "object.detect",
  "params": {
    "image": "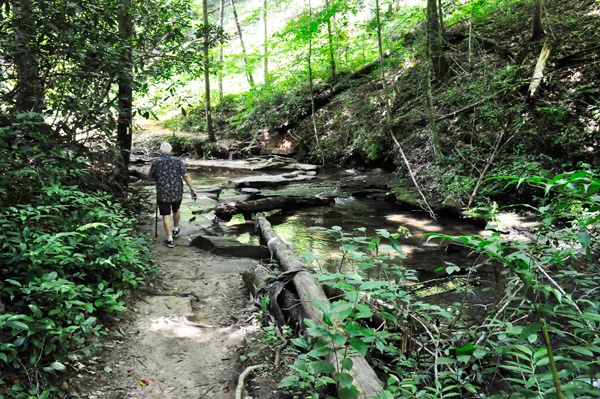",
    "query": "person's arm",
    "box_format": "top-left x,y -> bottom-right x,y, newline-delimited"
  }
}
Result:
183,174 -> 197,201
